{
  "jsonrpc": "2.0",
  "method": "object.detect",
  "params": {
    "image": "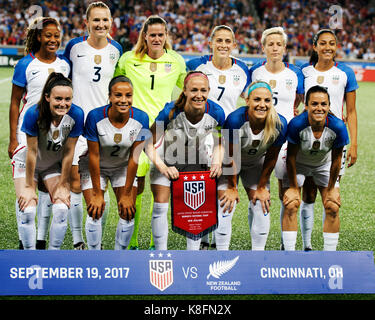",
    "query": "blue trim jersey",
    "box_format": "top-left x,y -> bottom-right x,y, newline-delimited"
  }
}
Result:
186,55 -> 251,118
84,105 -> 150,170
224,106 -> 287,167
21,103 -> 84,171
63,36 -> 123,118
155,99 -> 225,167
301,62 -> 358,120
249,61 -> 304,123
12,53 -> 71,145
287,111 -> 349,166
